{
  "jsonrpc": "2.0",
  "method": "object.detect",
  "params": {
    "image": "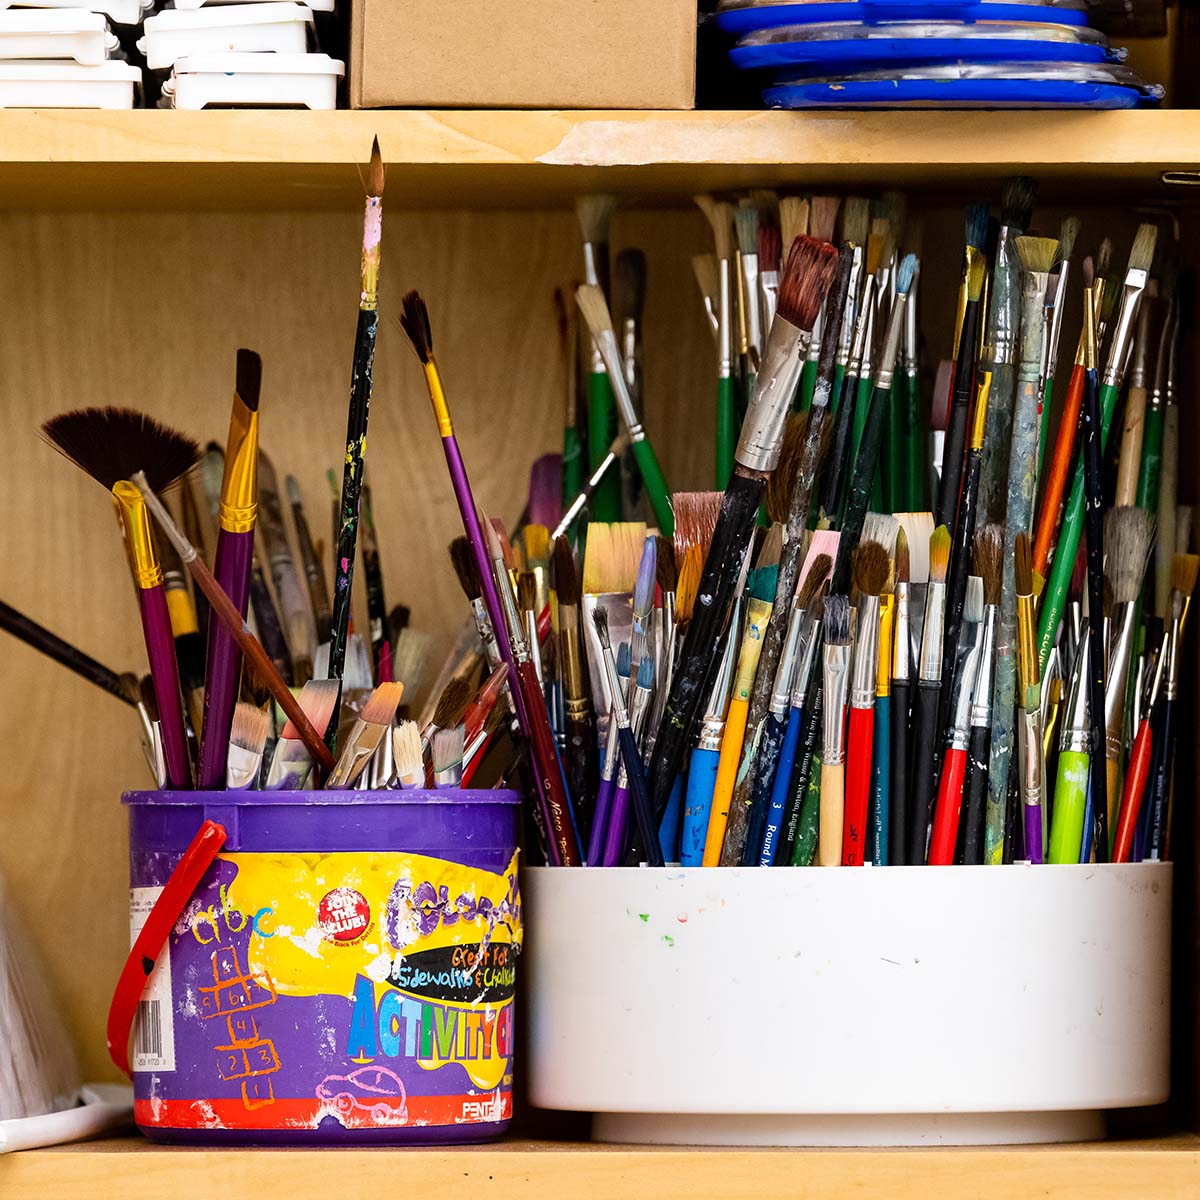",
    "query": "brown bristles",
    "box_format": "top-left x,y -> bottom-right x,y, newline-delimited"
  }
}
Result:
777,235 -> 838,332
928,525 -> 951,585
553,536 -> 580,607
756,521 -> 784,569
517,571 -> 538,615
838,196 -> 870,249
673,492 -> 722,562
764,411 -> 808,525
758,224 -> 782,275
808,195 -> 840,243
449,536 -> 481,602
491,518 -> 517,574
797,552 -> 832,610
366,135 -> 384,198
1082,255 -> 1095,291
1014,532 -> 1033,598
1105,506 -> 1156,604
1171,553 -> 1200,601
42,407 -> 200,494
852,540 -> 890,600
432,677 -> 471,731
655,534 -> 676,595
399,290 -> 433,363
894,525 -> 910,586
235,349 -> 262,413
973,524 -> 1004,608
